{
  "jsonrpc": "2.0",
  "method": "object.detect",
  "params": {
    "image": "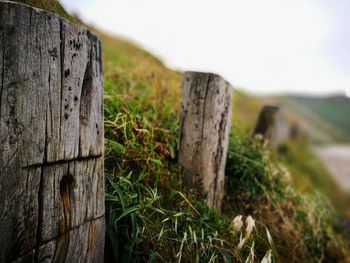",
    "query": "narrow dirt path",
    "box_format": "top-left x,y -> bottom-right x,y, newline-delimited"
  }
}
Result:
314,145 -> 350,192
